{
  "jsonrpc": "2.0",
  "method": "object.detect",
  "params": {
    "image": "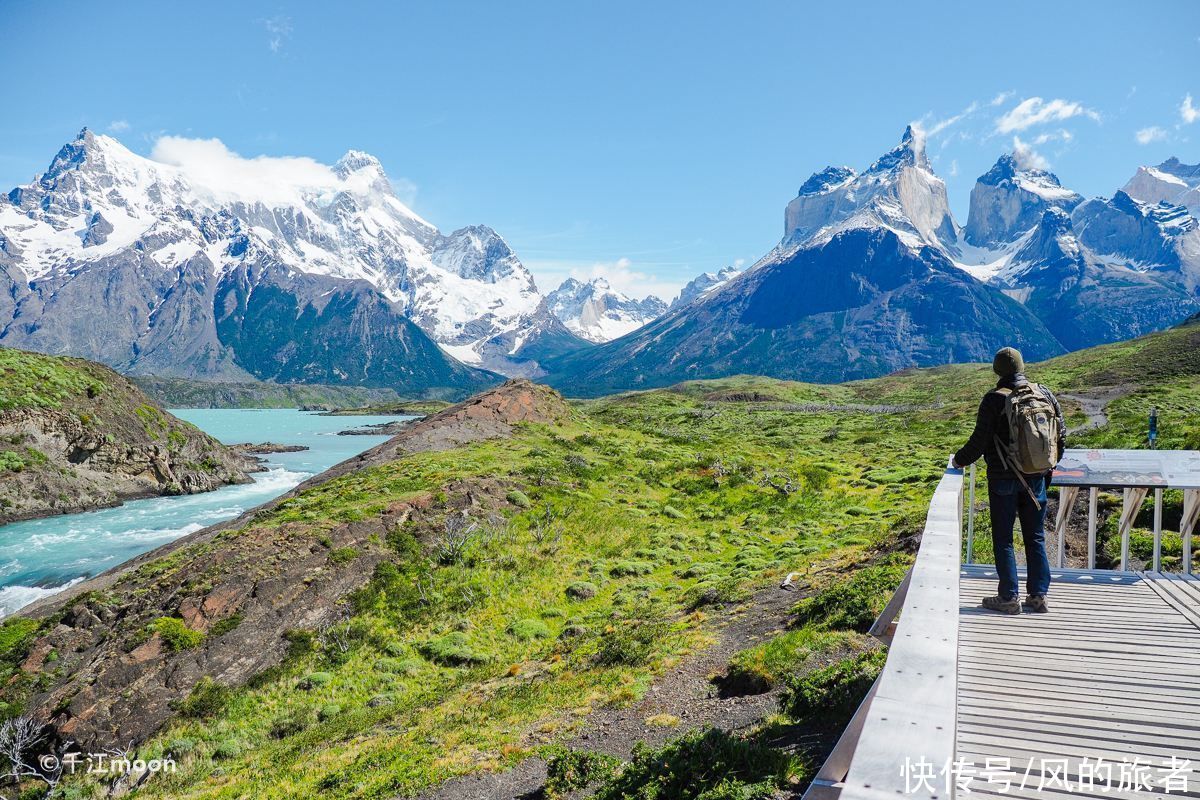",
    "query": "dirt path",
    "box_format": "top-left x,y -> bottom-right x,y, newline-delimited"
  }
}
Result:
1058,385 -> 1131,434
415,586 -> 804,800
